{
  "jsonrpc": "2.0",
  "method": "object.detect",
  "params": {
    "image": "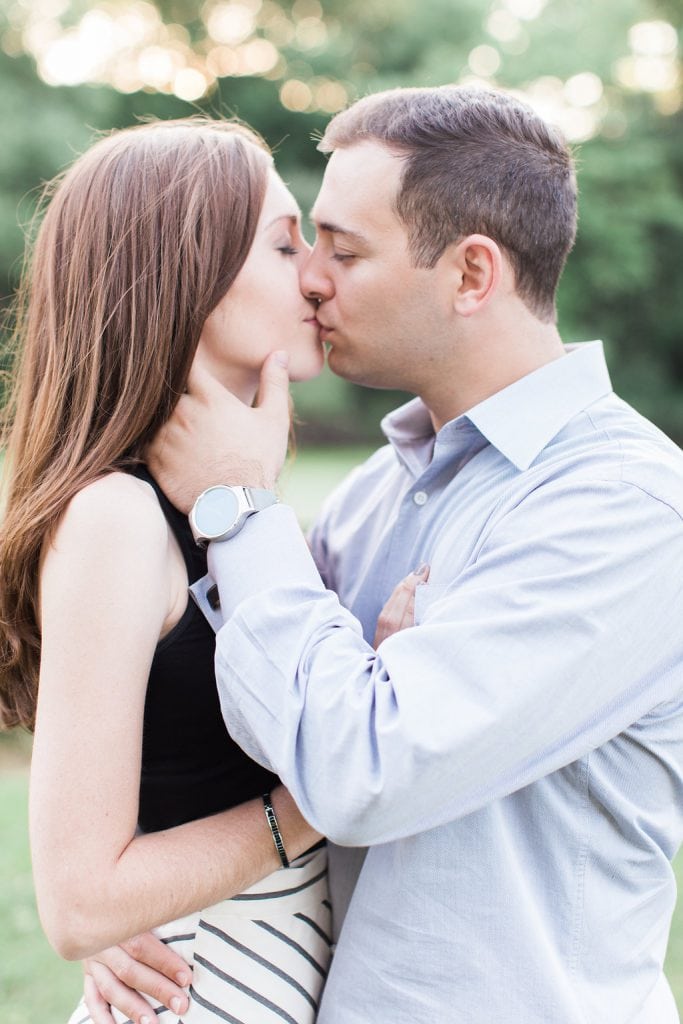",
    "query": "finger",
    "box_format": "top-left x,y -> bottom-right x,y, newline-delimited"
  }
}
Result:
85,960 -> 160,1024
373,617 -> 390,649
398,591 -> 417,630
255,351 -> 291,417
374,566 -> 429,648
83,971 -> 117,1024
392,565 -> 429,632
122,932 -> 191,988
374,583 -> 413,648
93,944 -> 190,1018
